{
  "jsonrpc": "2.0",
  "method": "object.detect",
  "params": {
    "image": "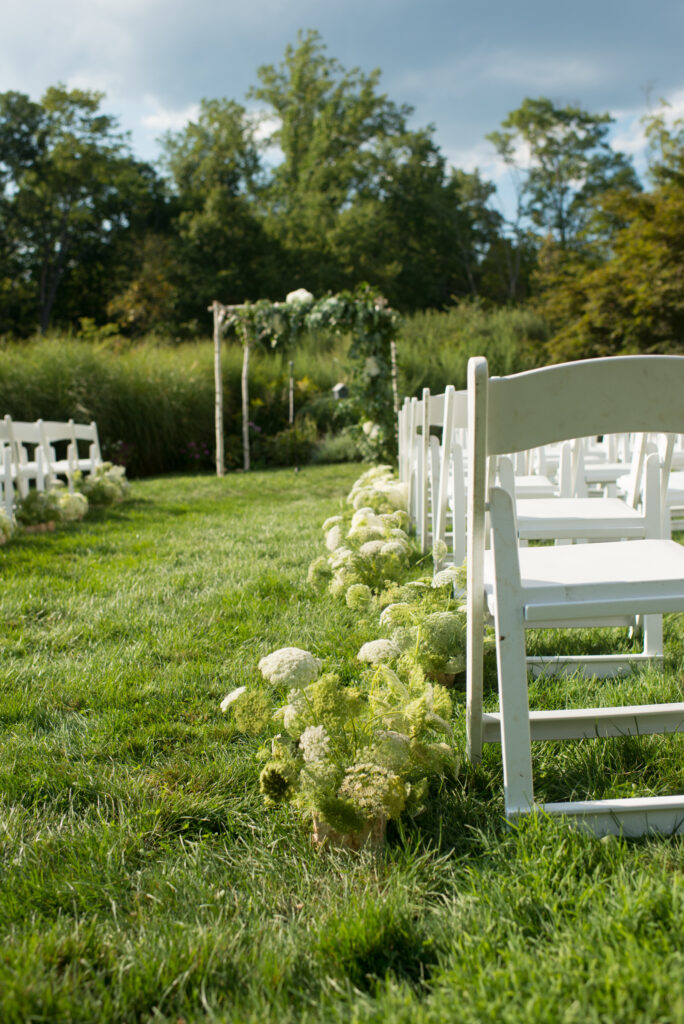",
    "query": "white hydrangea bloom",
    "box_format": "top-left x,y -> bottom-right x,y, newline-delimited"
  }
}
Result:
376,481 -> 408,510
381,539 -> 409,558
279,688 -> 309,735
329,572 -> 349,598
322,515 -> 343,532
329,546 -> 354,569
389,528 -> 409,541
432,539 -> 449,564
357,639 -> 400,664
350,507 -> 379,529
325,524 -> 343,551
299,724 -> 330,763
361,465 -> 394,481
432,566 -> 461,589
220,686 -> 247,712
364,356 -> 380,377
379,603 -> 413,629
57,490 -> 89,522
347,524 -> 385,544
258,647 -> 322,687
361,421 -> 380,440
359,539 -> 385,558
